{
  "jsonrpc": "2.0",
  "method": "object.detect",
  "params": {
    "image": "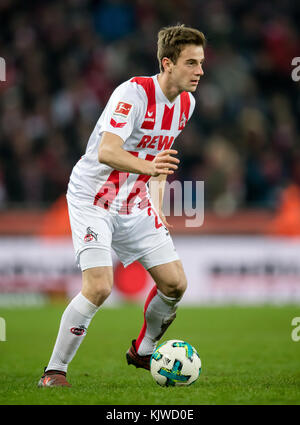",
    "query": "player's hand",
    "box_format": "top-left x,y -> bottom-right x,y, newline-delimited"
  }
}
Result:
150,150 -> 180,177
